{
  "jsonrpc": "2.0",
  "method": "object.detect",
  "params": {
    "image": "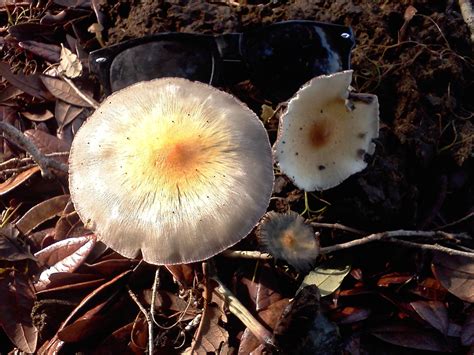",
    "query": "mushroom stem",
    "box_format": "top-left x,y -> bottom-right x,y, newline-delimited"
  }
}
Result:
206,262 -> 275,348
